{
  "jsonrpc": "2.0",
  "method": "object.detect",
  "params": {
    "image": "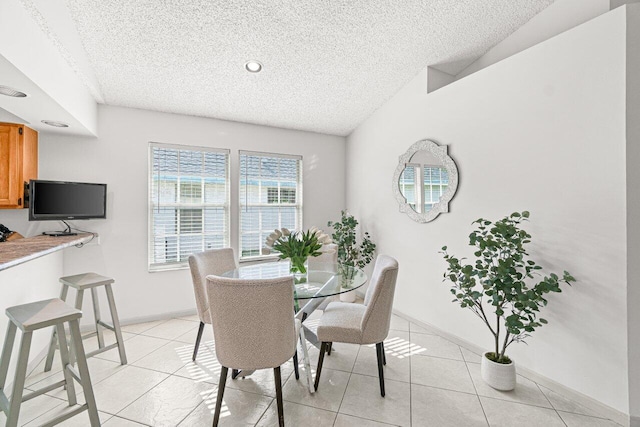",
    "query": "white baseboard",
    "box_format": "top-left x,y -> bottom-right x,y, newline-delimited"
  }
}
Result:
117,309 -> 198,327
392,309 -> 631,427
